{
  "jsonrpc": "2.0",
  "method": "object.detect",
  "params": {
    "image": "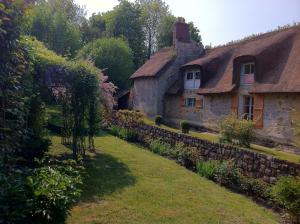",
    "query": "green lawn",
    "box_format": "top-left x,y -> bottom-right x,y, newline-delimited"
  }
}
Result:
49,134 -> 279,224
144,117 -> 300,163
